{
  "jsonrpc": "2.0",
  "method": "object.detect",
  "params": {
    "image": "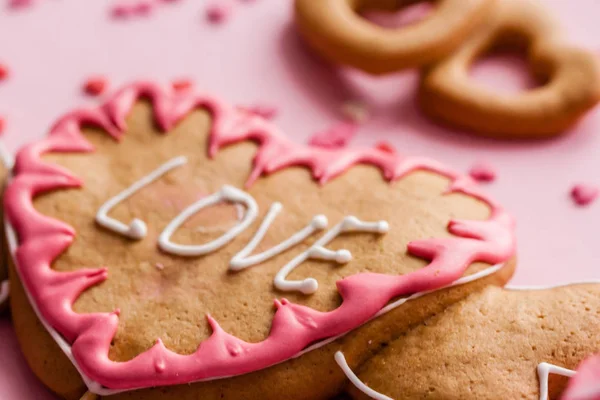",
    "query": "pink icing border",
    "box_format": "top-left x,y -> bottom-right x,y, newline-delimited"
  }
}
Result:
4,81 -> 516,390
